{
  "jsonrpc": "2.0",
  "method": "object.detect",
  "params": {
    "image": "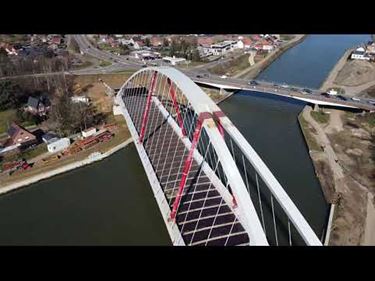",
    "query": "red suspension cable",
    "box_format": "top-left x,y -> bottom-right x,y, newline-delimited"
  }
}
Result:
139,71 -> 158,143
167,78 -> 186,136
